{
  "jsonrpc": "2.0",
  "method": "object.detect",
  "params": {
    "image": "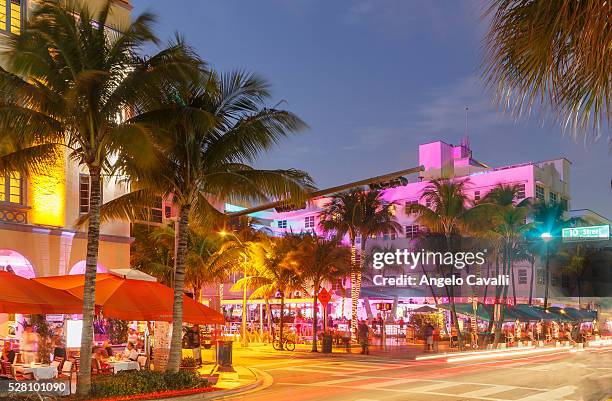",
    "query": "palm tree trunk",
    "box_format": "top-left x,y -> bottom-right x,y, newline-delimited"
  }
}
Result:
312,289 -> 319,352
543,242 -> 551,310
167,205 -> 190,372
511,262 -> 517,306
349,241 -> 358,342
266,299 -> 272,339
219,283 -> 224,312
76,166 -> 102,398
483,260 -> 491,302
420,263 -> 438,304
279,295 -> 285,351
528,260 -> 535,306
445,235 -> 464,350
